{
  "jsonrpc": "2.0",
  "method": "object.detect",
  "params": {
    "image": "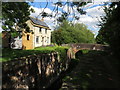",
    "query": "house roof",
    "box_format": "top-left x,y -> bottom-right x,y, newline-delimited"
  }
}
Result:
30,17 -> 49,28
